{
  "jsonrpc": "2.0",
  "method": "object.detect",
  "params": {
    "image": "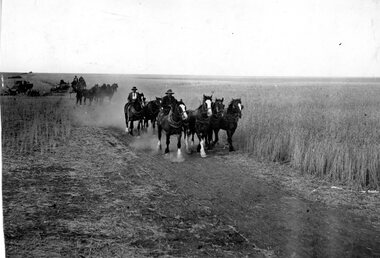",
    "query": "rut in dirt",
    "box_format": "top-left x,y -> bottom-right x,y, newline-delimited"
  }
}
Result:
110,127 -> 380,258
